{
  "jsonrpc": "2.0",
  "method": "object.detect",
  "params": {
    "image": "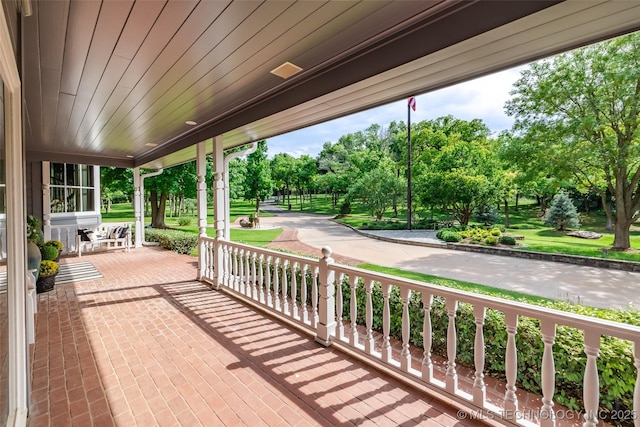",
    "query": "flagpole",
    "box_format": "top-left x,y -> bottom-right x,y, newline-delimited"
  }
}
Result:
407,99 -> 412,231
